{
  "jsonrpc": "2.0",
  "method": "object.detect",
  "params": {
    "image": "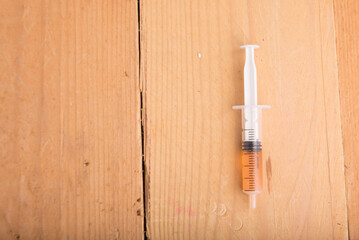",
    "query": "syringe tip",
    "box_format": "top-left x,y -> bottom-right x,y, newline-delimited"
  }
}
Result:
249,195 -> 256,209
